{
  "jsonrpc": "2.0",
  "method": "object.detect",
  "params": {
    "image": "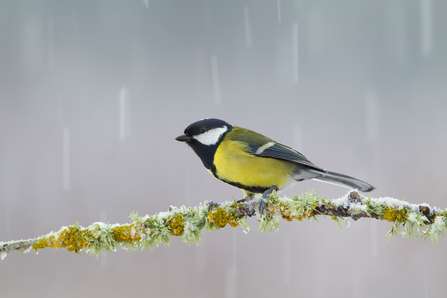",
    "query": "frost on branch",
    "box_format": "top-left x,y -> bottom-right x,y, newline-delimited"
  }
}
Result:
1,190 -> 446,260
